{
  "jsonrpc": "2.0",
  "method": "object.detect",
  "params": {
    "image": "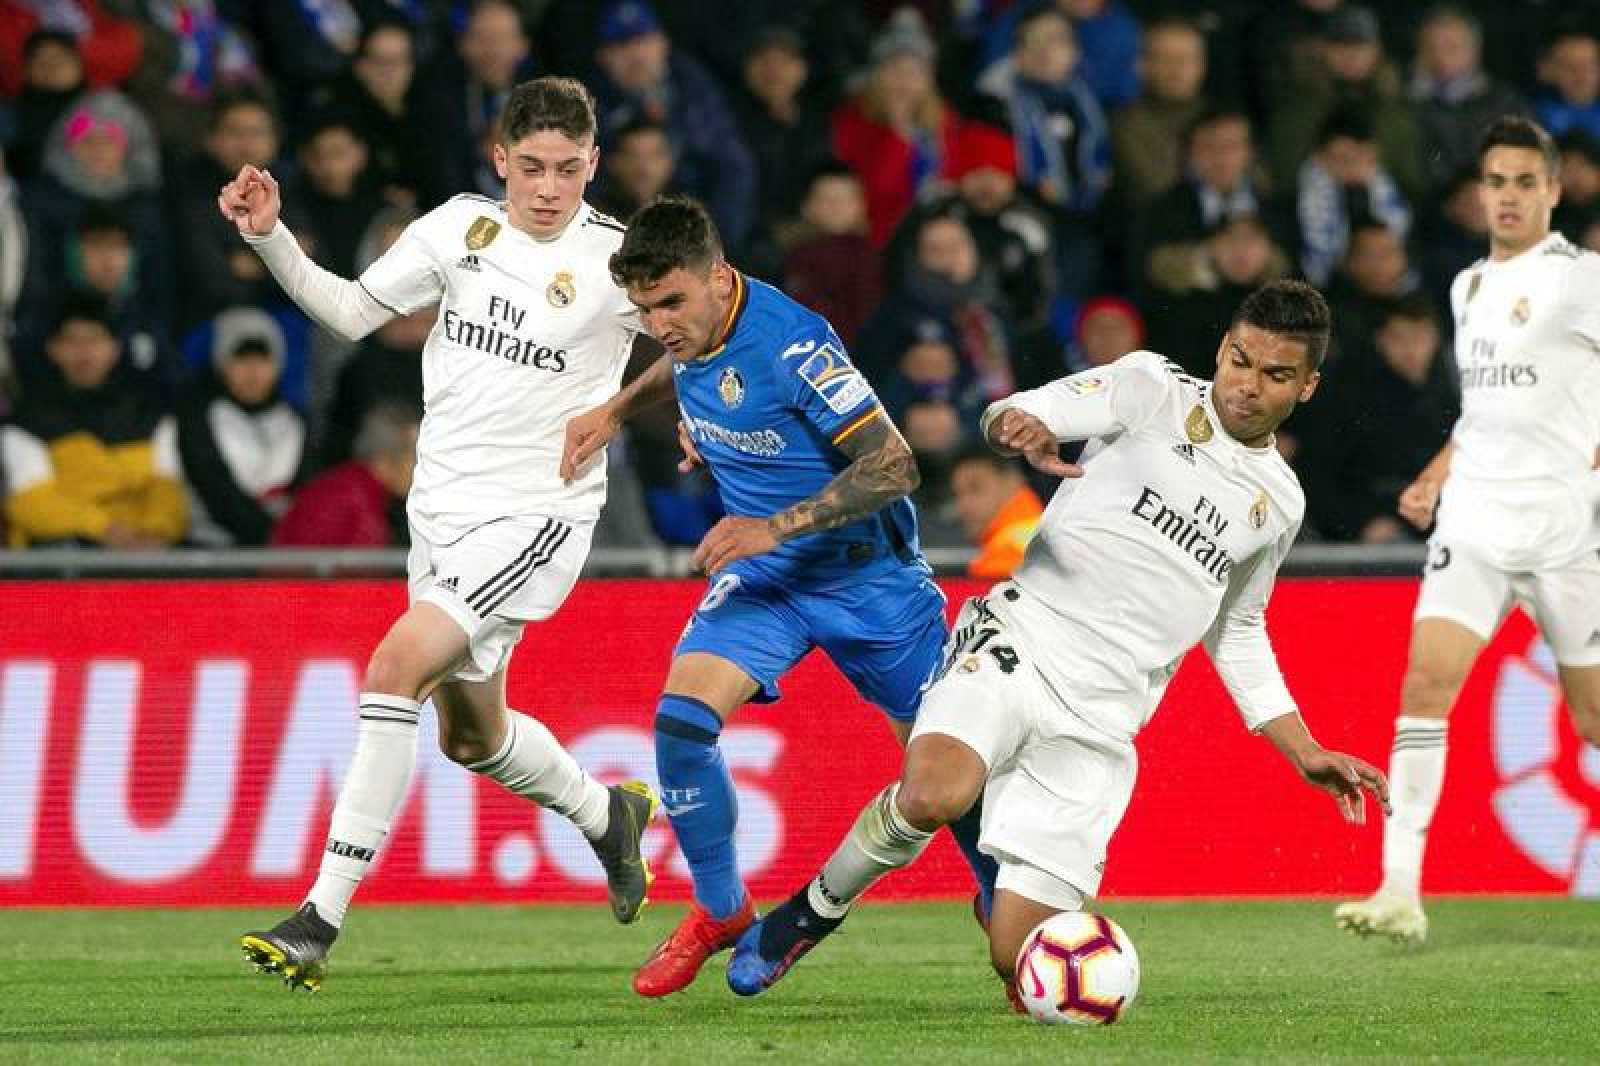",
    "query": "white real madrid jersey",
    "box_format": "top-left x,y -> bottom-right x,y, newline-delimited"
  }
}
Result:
980,351 -> 1304,742
1441,234 -> 1600,567
358,195 -> 640,541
